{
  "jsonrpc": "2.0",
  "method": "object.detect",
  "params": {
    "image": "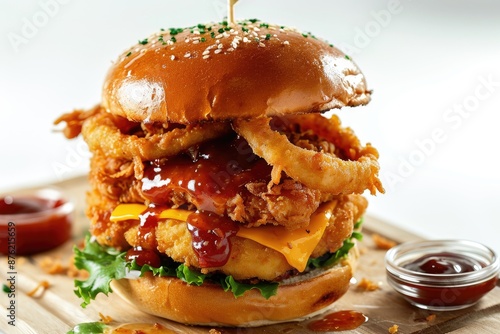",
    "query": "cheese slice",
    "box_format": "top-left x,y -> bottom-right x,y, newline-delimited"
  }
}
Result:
110,204 -> 191,222
109,201 -> 336,272
236,201 -> 336,272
